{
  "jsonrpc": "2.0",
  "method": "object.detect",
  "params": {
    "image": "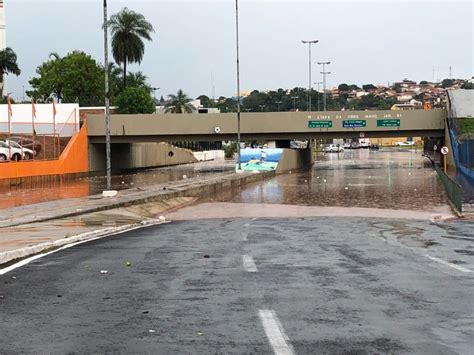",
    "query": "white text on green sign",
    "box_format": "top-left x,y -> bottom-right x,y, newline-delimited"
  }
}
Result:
377,119 -> 400,127
342,120 -> 366,128
308,121 -> 333,128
